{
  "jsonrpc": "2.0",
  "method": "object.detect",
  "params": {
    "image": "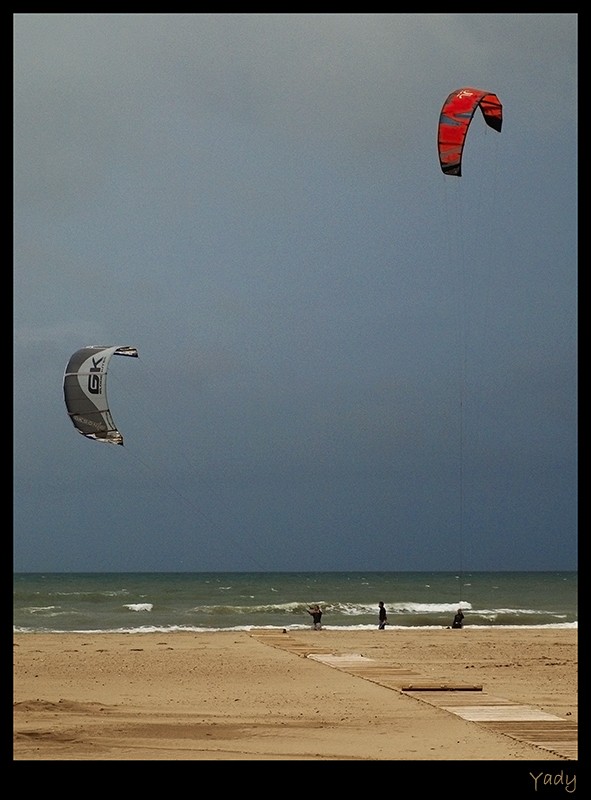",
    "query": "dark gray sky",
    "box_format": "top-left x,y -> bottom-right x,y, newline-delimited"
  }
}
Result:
13,14 -> 577,572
